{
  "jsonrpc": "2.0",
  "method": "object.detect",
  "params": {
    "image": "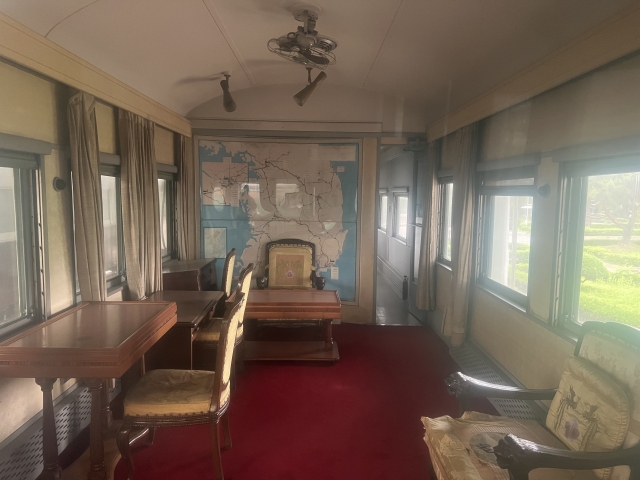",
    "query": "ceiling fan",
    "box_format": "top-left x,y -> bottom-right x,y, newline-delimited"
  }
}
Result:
267,5 -> 337,70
